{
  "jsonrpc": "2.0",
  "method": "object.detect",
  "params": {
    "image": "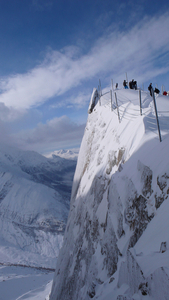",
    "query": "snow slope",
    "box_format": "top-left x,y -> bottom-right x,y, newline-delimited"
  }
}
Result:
50,88 -> 169,299
0,265 -> 54,300
0,145 -> 77,269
